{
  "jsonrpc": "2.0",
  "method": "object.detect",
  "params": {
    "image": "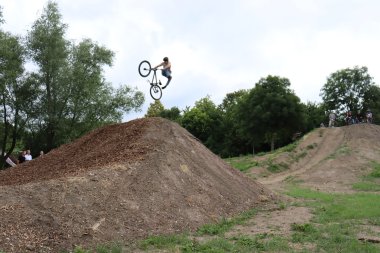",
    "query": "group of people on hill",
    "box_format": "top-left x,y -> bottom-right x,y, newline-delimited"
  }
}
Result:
326,109 -> 374,128
4,149 -> 44,168
344,110 -> 373,125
